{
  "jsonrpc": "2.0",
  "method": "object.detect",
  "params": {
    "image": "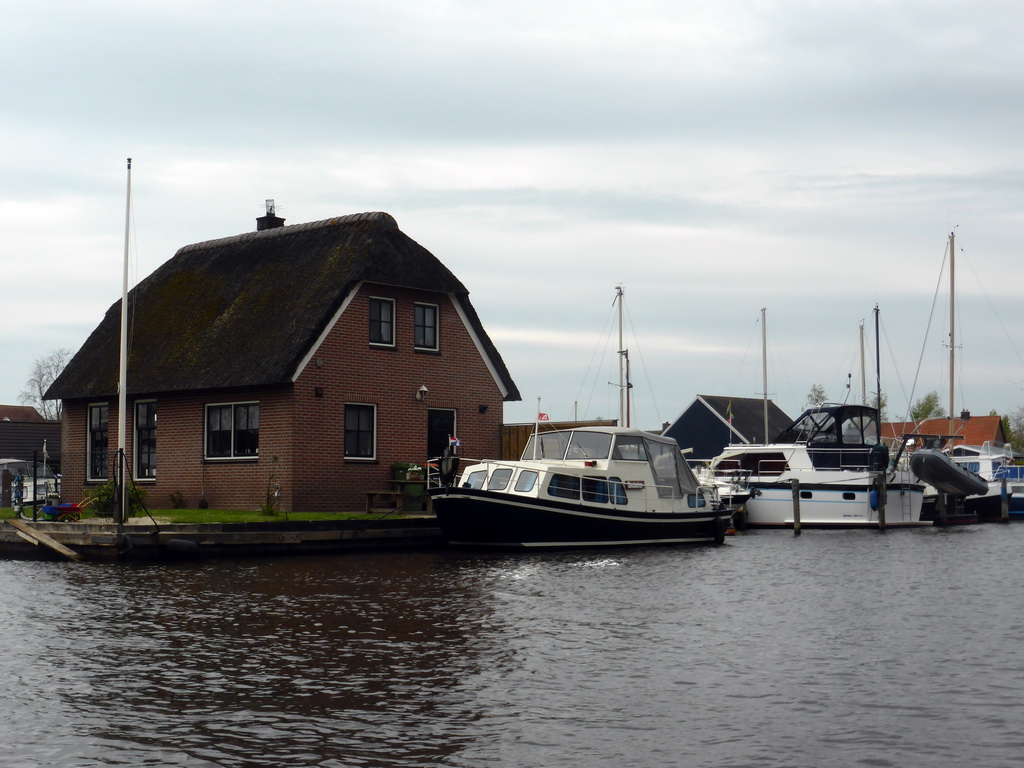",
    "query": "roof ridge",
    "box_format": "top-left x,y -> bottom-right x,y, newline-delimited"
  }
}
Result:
174,211 -> 397,256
